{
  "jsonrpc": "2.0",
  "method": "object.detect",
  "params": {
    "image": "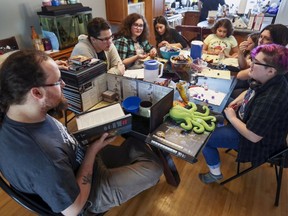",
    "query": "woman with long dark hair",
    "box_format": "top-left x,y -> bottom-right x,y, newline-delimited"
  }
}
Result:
236,24 -> 288,82
153,15 -> 188,49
